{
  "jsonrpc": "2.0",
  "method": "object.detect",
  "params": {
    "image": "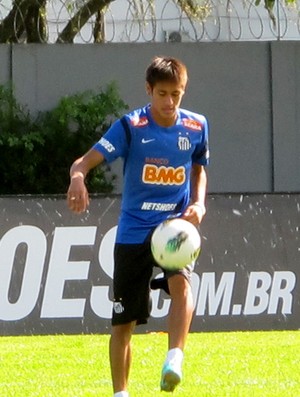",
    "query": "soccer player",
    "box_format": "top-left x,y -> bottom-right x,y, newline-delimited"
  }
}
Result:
67,56 -> 209,397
